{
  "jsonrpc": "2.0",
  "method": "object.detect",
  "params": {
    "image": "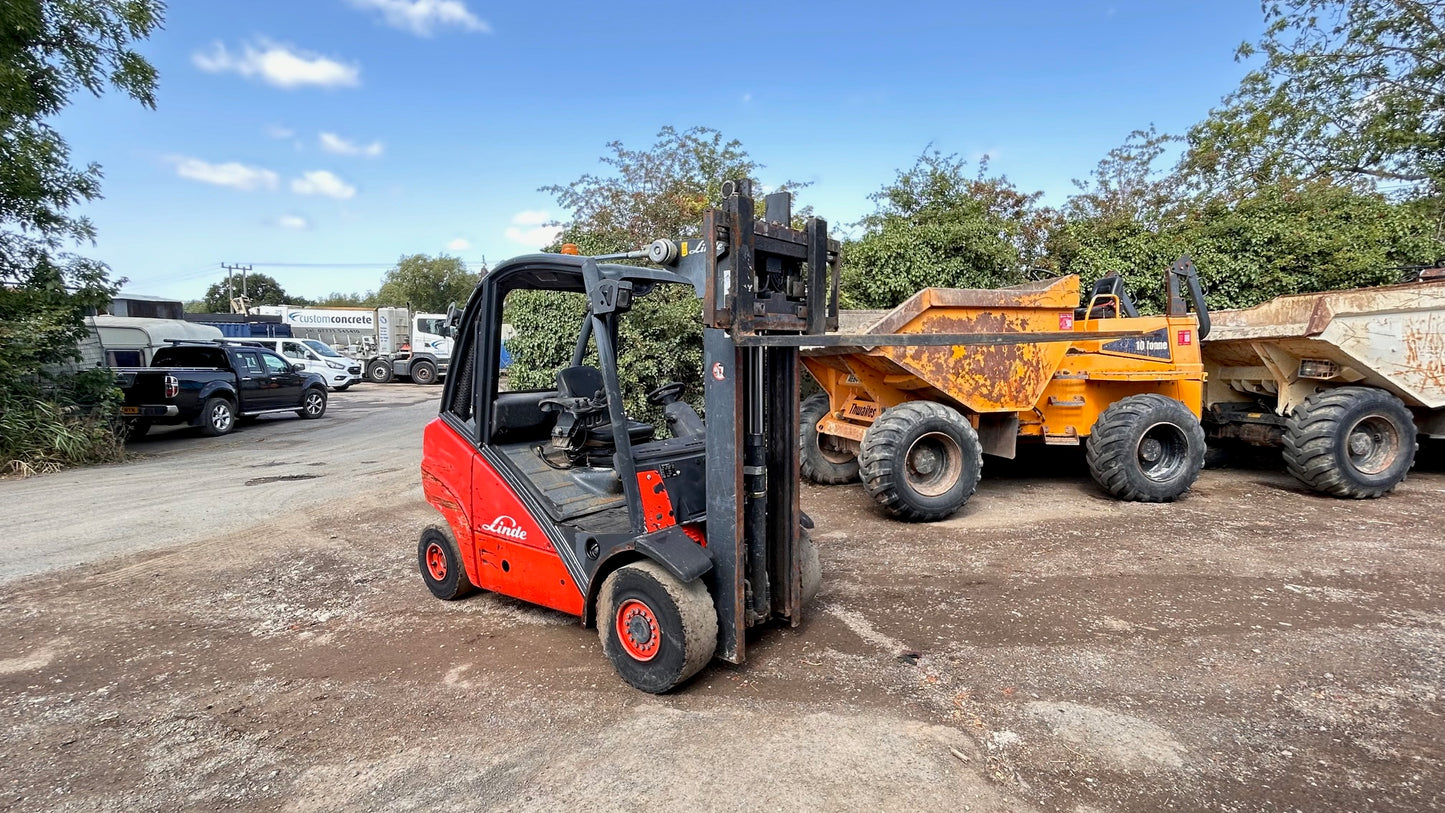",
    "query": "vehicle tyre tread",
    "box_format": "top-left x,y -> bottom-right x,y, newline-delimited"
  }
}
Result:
1282,386 -> 1417,498
1086,394 -> 1205,502
858,400 -> 982,522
